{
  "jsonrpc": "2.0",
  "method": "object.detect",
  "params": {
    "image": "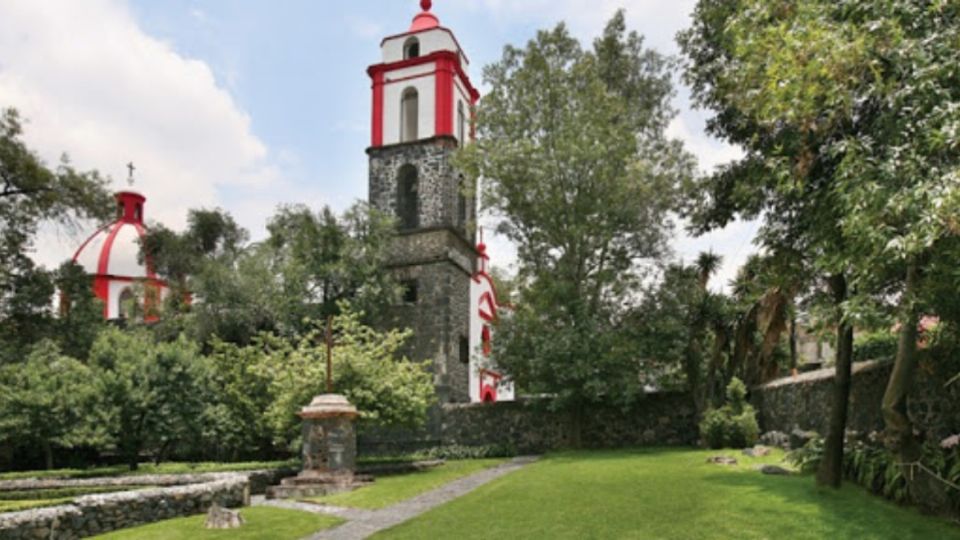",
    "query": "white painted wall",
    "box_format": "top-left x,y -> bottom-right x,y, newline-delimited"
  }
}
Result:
382,28 -> 466,66
468,272 -> 515,402
382,69 -> 436,146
